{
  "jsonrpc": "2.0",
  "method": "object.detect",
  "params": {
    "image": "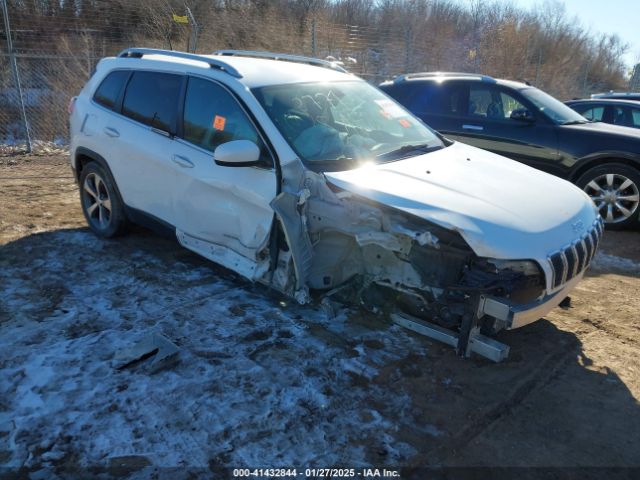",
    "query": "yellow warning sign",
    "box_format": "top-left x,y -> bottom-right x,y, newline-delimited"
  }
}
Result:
172,14 -> 189,24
